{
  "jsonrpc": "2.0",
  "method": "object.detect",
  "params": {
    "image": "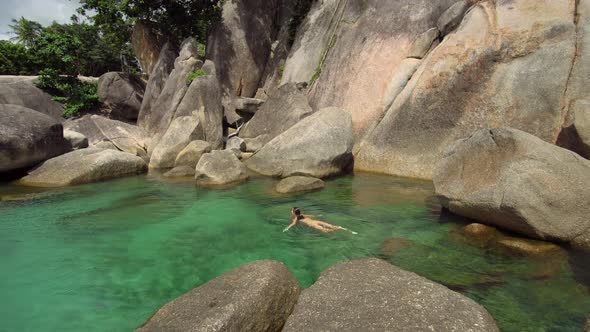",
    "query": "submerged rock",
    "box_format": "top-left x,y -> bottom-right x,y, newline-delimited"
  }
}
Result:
379,238 -> 411,256
195,150 -> 249,186
495,237 -> 564,257
245,107 -> 353,178
20,148 -> 147,187
434,128 -> 590,250
97,72 -> 146,121
275,176 -> 325,194
460,223 -> 500,244
0,105 -> 70,174
283,258 -> 499,332
137,260 -> 300,332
